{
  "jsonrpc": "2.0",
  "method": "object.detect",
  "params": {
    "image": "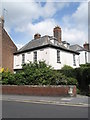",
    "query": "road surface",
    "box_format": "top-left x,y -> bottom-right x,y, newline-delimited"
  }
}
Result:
2,100 -> 88,118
